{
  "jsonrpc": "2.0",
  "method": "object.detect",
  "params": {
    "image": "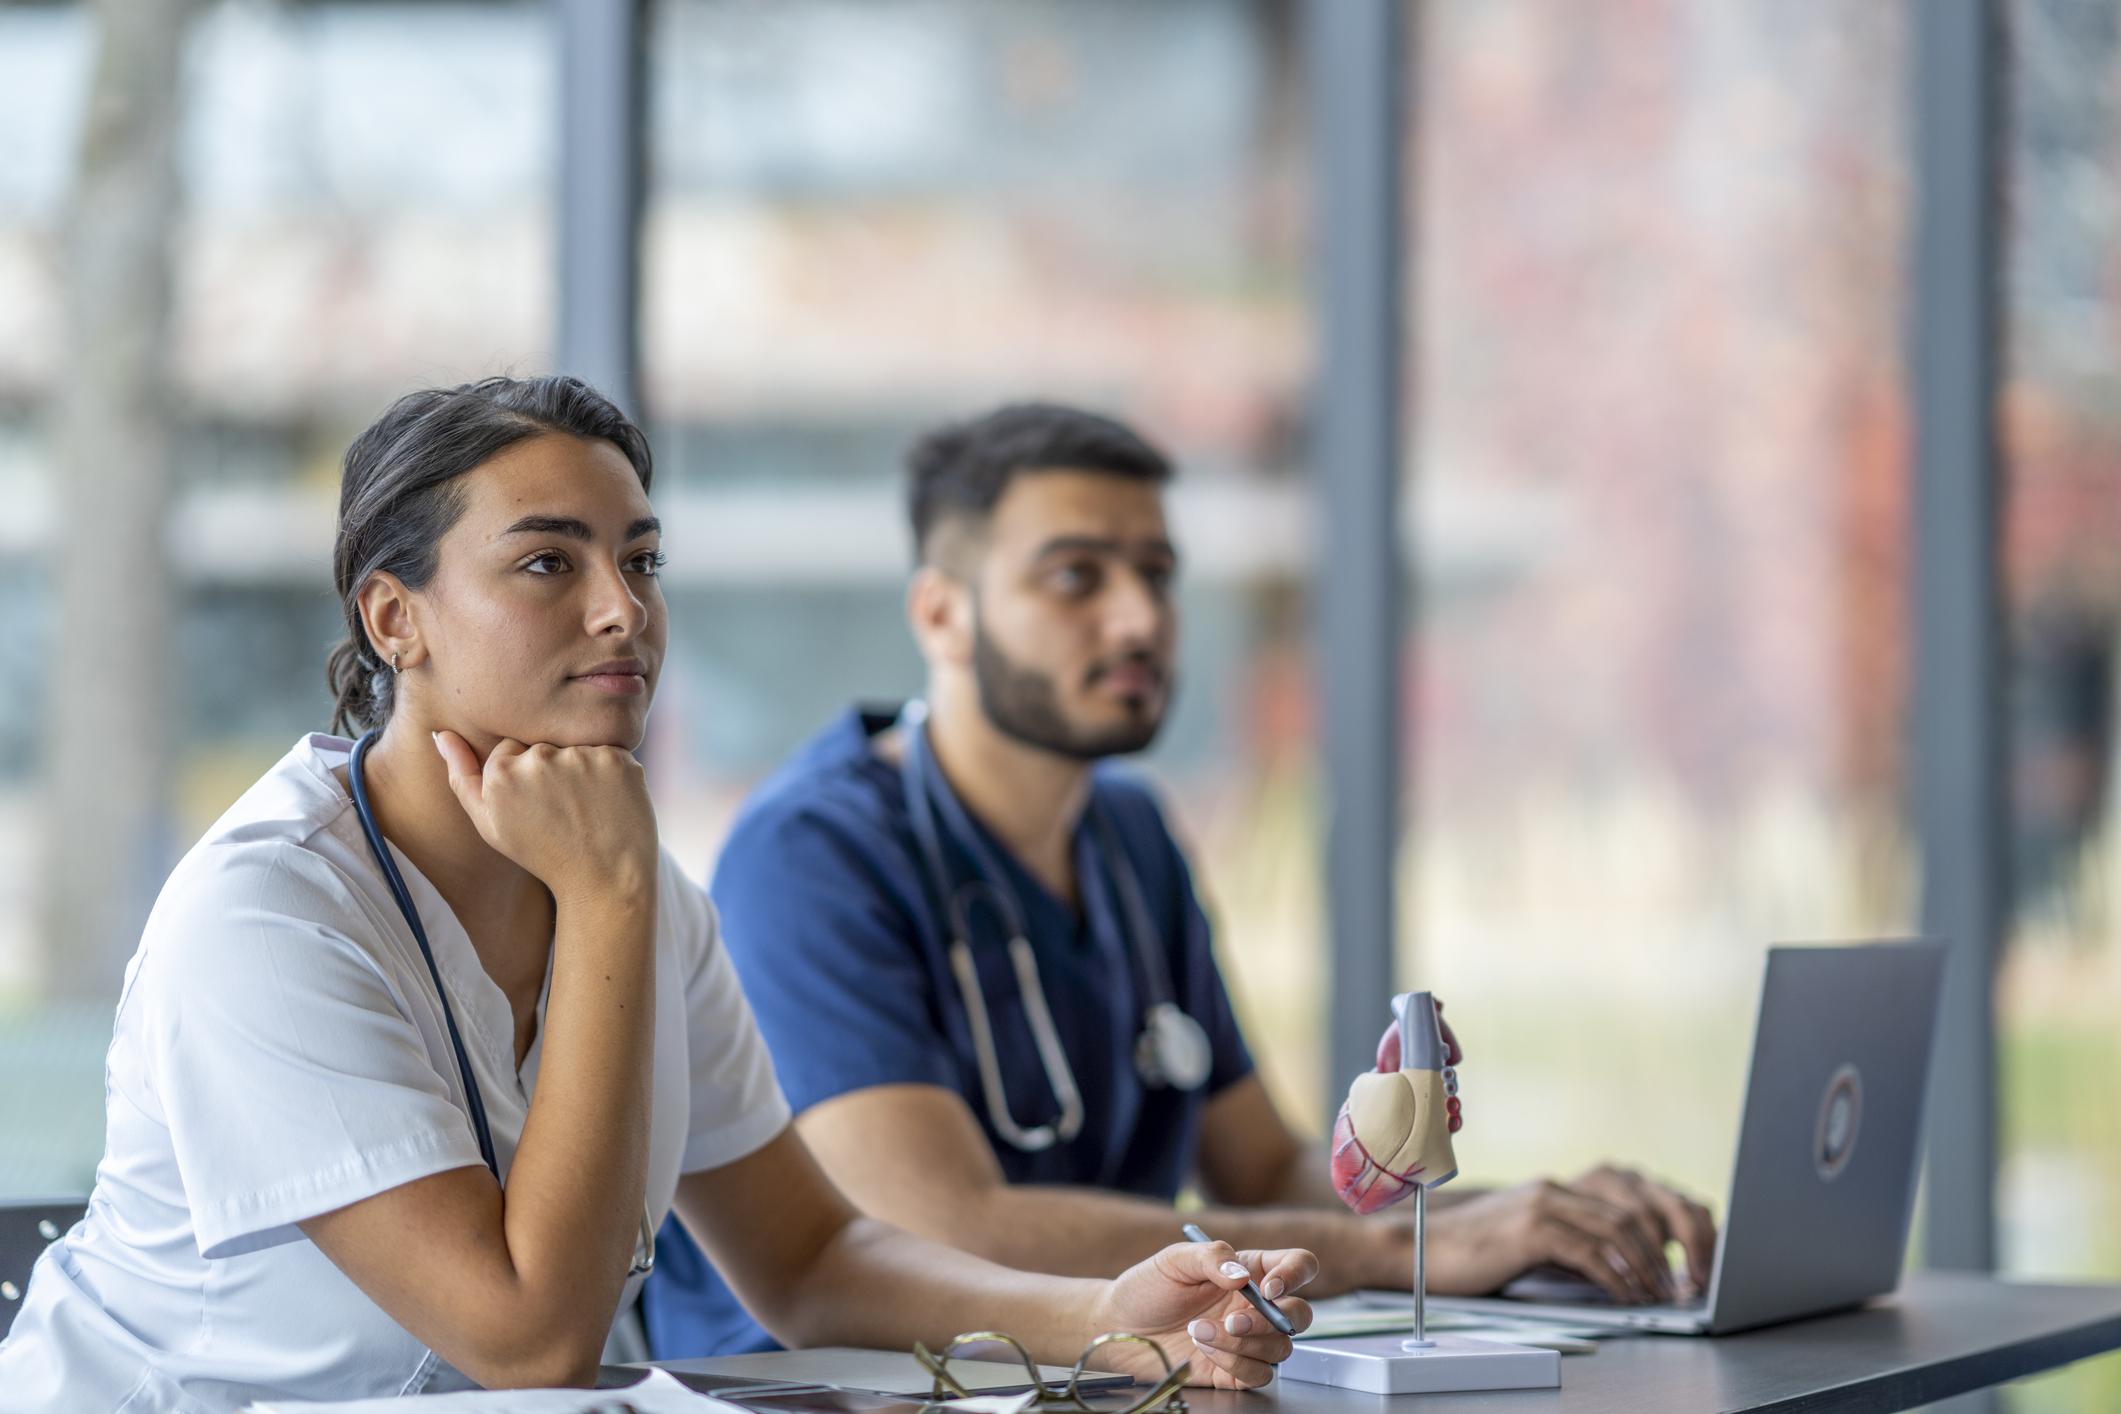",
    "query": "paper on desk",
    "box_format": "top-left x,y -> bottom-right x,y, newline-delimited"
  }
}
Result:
1299,1303 -> 1431,1339
244,1367 -> 735,1413
1301,1296 -> 1604,1354
933,1394 -> 1036,1414
1439,1325 -> 1601,1355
